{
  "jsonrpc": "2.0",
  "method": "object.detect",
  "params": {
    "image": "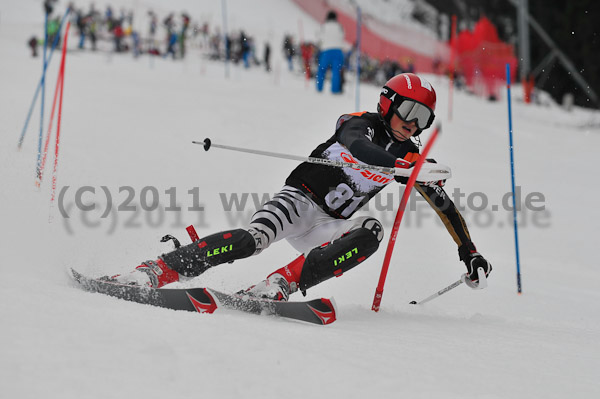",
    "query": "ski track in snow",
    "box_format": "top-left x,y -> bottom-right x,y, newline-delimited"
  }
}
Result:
1,1 -> 599,398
